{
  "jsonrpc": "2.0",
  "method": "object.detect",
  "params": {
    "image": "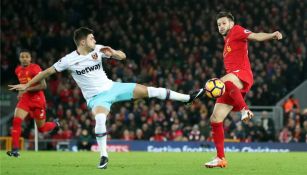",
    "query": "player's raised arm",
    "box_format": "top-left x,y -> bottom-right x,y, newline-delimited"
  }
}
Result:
247,31 -> 283,42
101,46 -> 126,60
8,66 -> 56,91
